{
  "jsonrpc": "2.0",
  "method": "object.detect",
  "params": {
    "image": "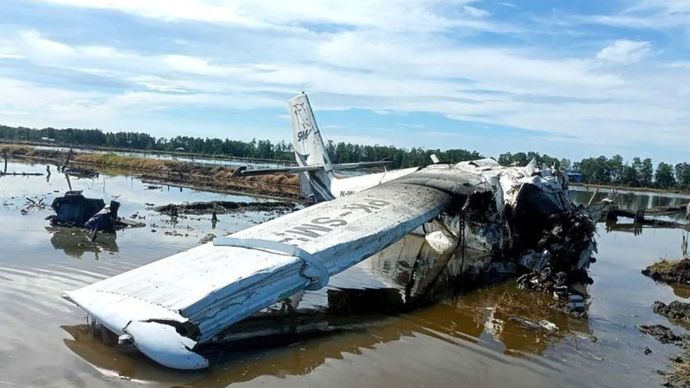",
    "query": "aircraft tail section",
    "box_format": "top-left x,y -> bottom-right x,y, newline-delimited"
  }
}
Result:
289,92 -> 335,201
